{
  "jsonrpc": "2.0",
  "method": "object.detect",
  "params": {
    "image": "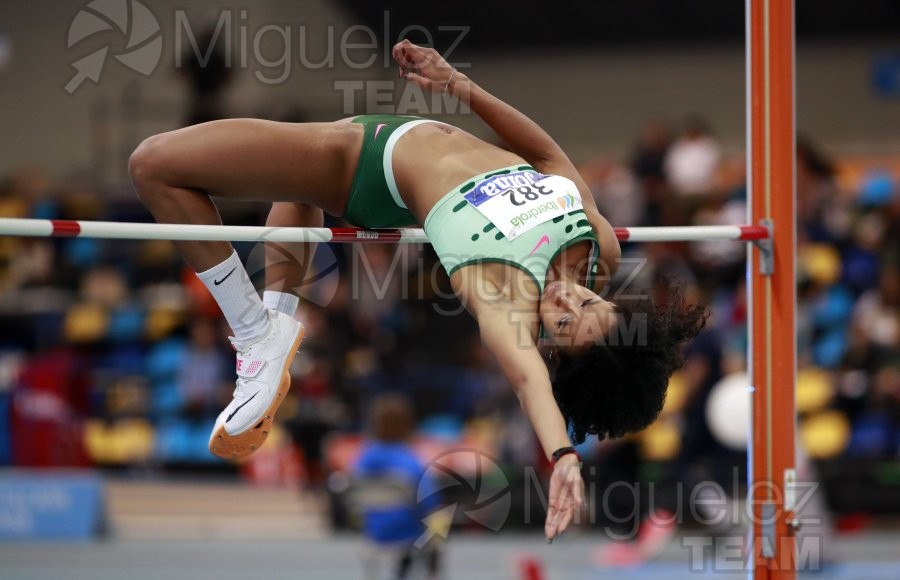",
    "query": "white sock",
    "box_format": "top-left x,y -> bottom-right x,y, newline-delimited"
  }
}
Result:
196,251 -> 269,347
263,290 -> 299,317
